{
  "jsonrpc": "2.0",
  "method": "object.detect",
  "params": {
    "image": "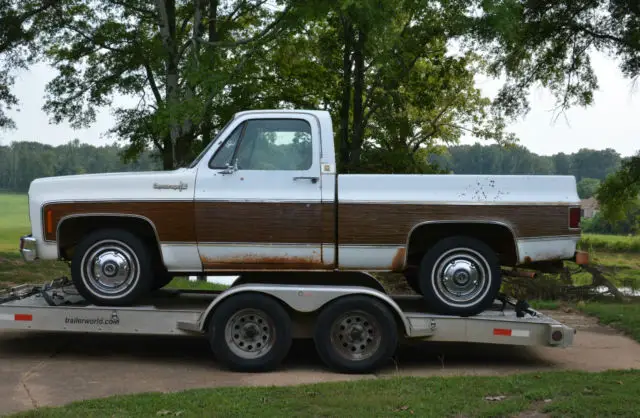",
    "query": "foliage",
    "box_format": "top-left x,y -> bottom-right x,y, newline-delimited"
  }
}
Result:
579,233 -> 640,253
472,0 -> 640,118
0,0 -> 520,174
0,139 -> 160,193
0,0 -> 62,129
22,0 -> 306,169
597,153 -> 640,222
431,143 -> 622,180
577,177 -> 601,199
